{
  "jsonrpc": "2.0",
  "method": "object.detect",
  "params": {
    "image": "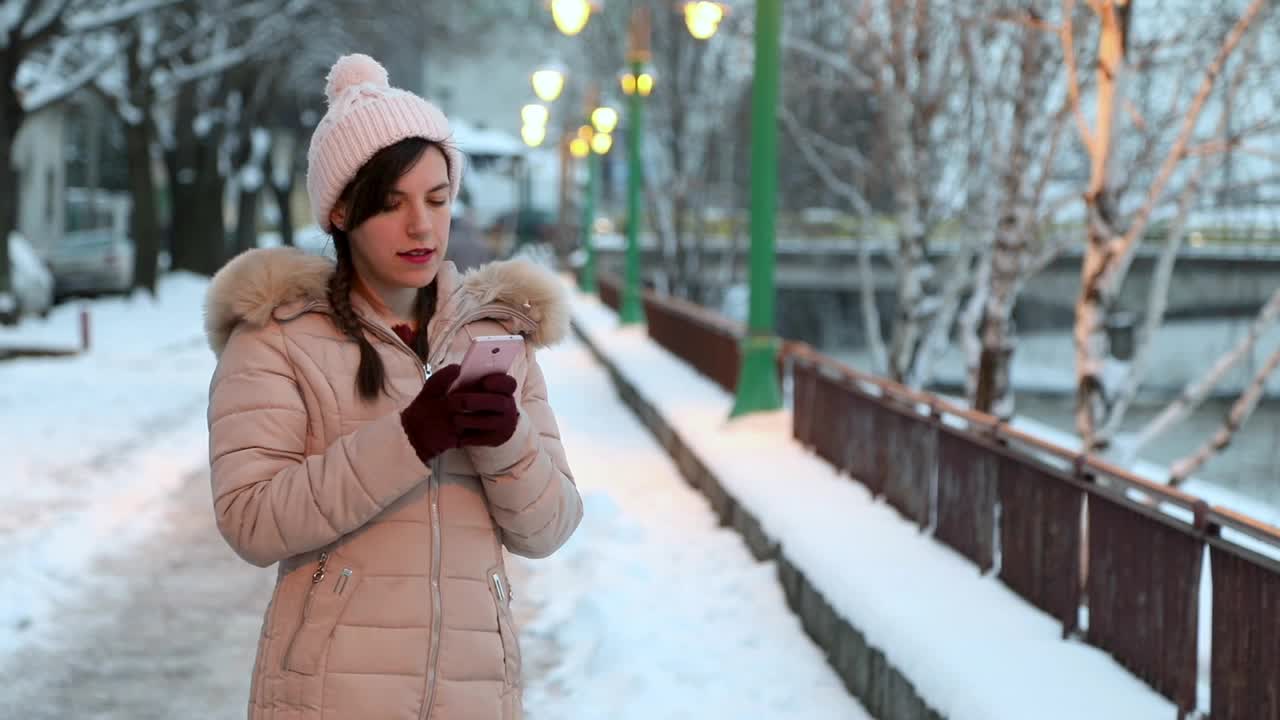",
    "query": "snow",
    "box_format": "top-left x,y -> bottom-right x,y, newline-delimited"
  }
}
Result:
451,118 -> 525,158
518,339 -> 872,719
238,164 -> 264,193
0,2 -> 20,49
0,273 -> 215,657
570,289 -> 1177,719
0,262 -> 870,717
